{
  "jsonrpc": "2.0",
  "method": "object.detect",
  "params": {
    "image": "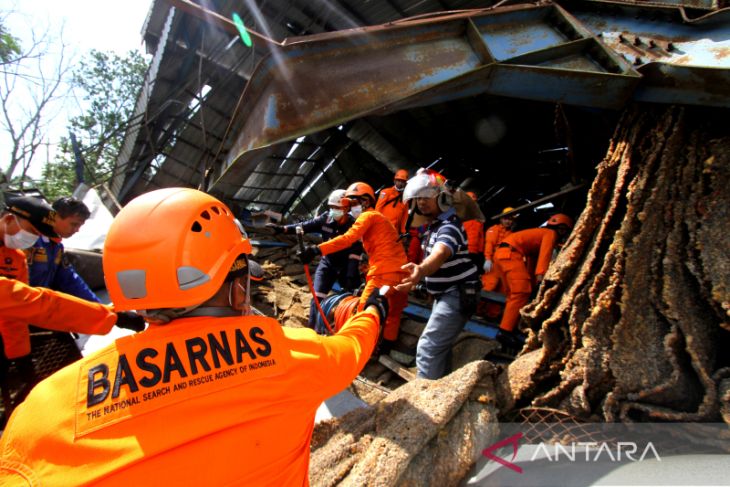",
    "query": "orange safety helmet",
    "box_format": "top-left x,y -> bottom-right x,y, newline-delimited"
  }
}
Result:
394,169 -> 409,181
466,191 -> 478,201
547,213 -> 574,229
345,182 -> 375,204
103,188 -> 252,311
501,207 -> 515,215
